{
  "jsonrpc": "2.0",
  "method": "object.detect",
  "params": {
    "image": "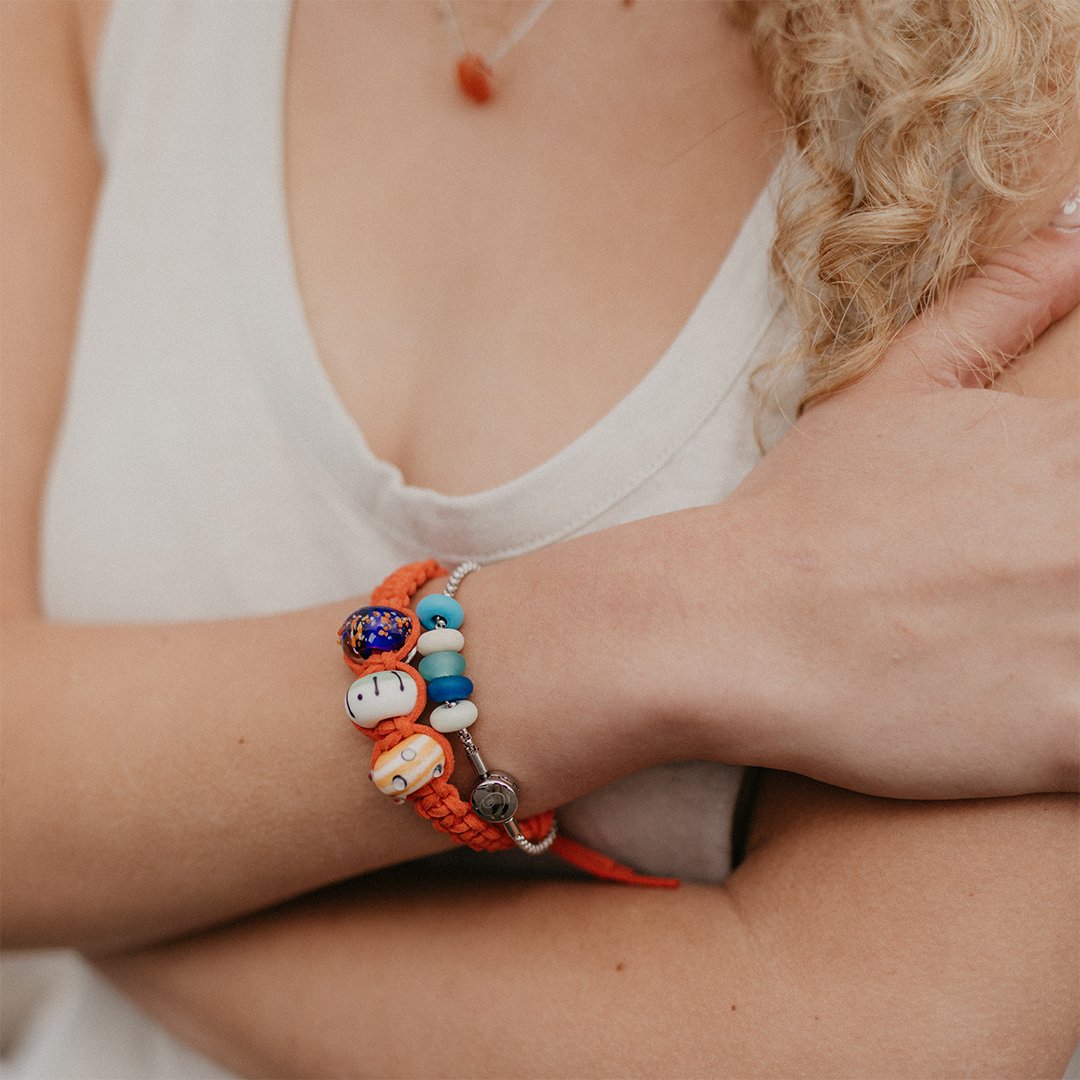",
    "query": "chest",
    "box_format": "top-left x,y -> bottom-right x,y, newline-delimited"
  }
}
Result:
284,0 -> 780,493
47,0 -> 789,625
